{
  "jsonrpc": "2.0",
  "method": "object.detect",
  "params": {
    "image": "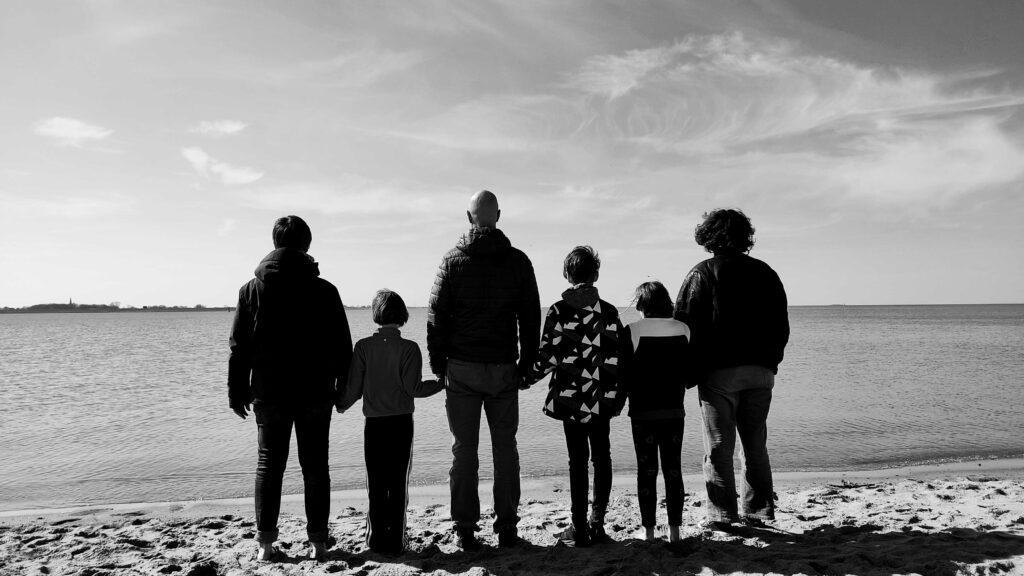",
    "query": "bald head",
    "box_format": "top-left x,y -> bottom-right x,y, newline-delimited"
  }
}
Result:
467,190 -> 500,229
